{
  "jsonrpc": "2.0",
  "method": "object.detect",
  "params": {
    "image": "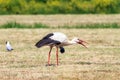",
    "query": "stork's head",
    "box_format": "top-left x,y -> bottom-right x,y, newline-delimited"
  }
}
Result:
72,37 -> 87,48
